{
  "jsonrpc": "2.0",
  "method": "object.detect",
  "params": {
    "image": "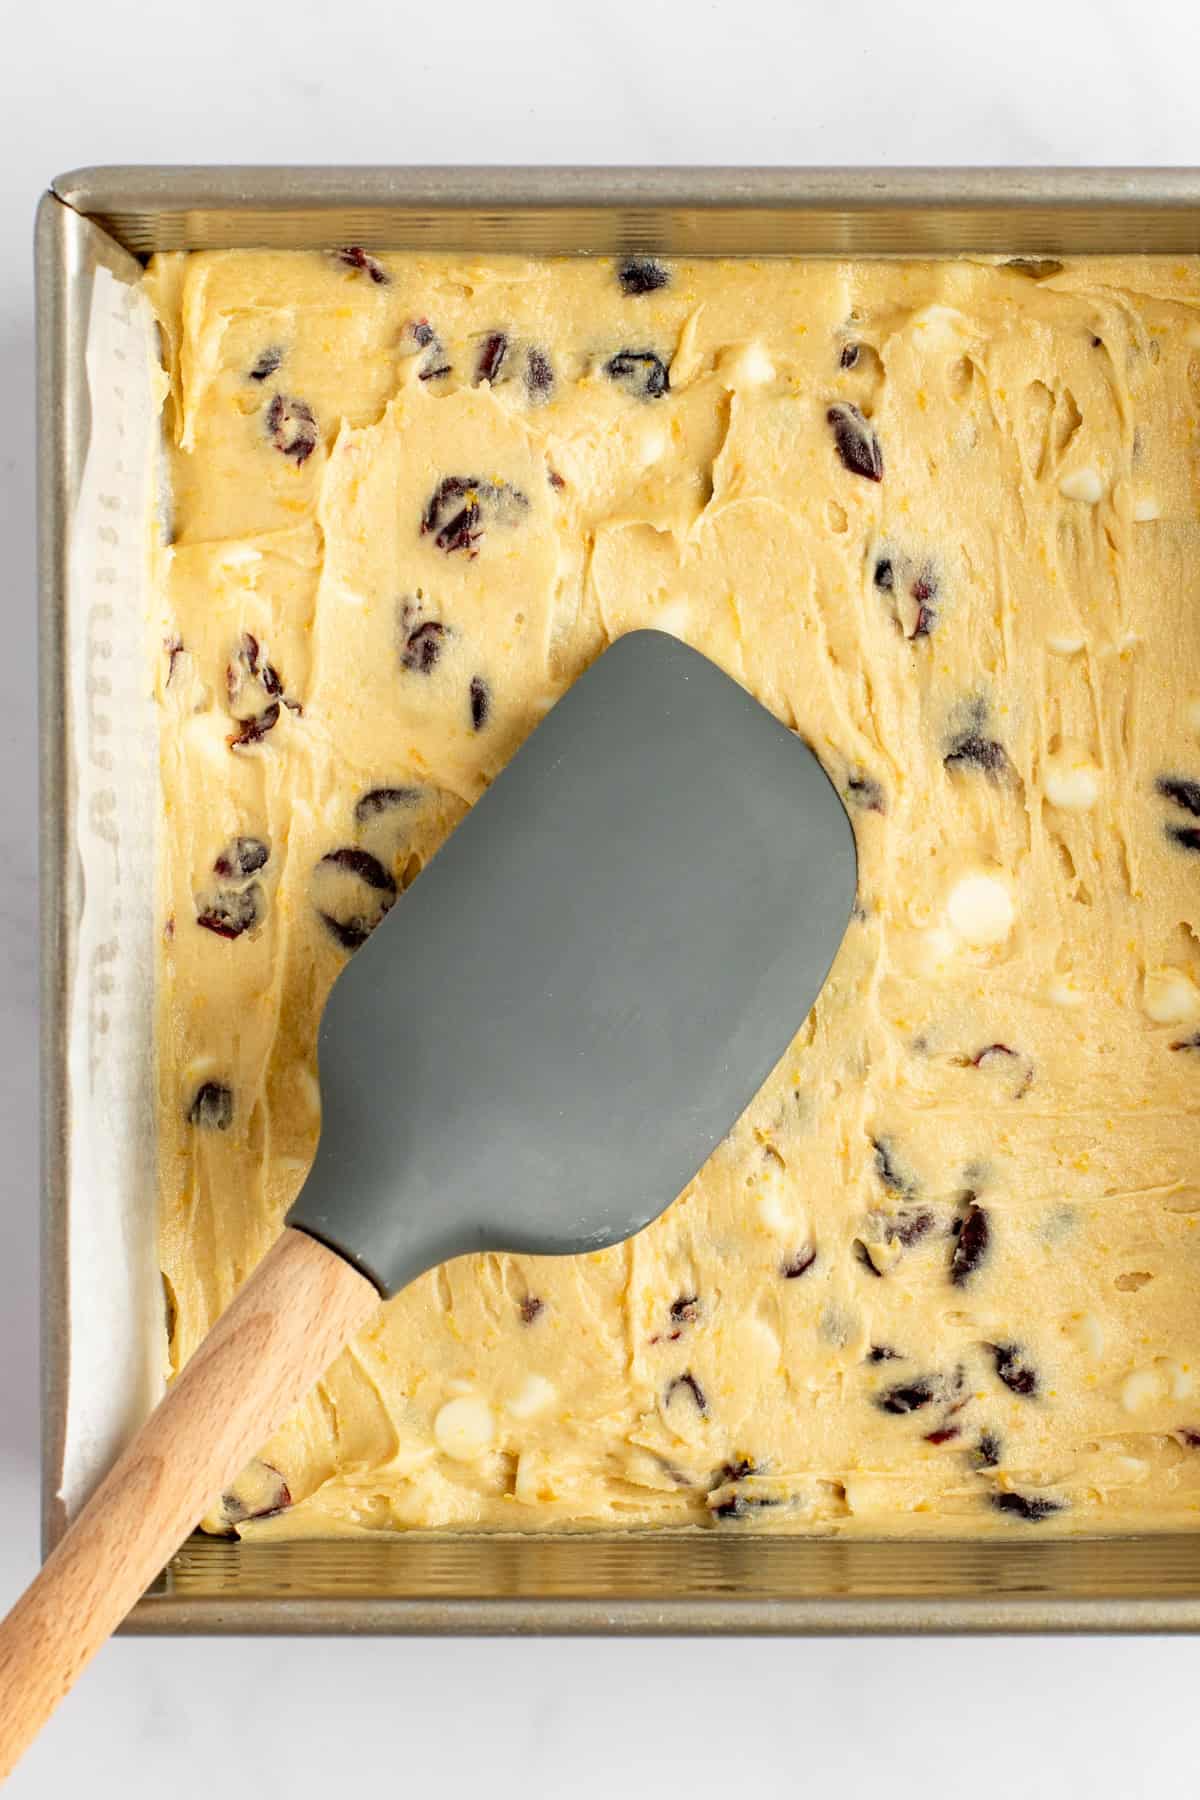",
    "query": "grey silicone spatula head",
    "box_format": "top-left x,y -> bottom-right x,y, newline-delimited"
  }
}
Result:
287,630 -> 857,1296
